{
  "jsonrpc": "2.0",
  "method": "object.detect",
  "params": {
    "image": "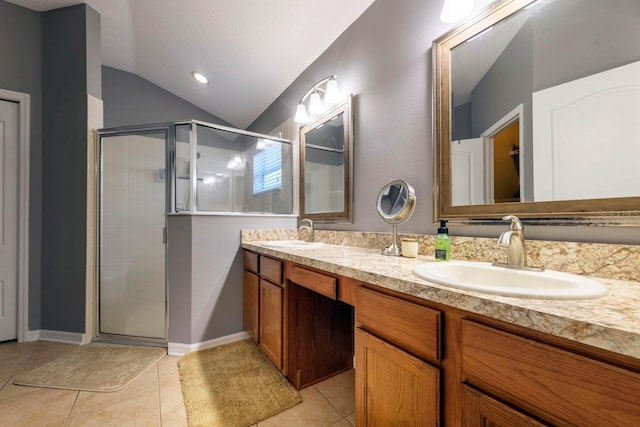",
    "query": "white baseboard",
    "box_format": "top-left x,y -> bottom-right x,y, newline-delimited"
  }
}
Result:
28,329 -> 87,345
168,331 -> 250,356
